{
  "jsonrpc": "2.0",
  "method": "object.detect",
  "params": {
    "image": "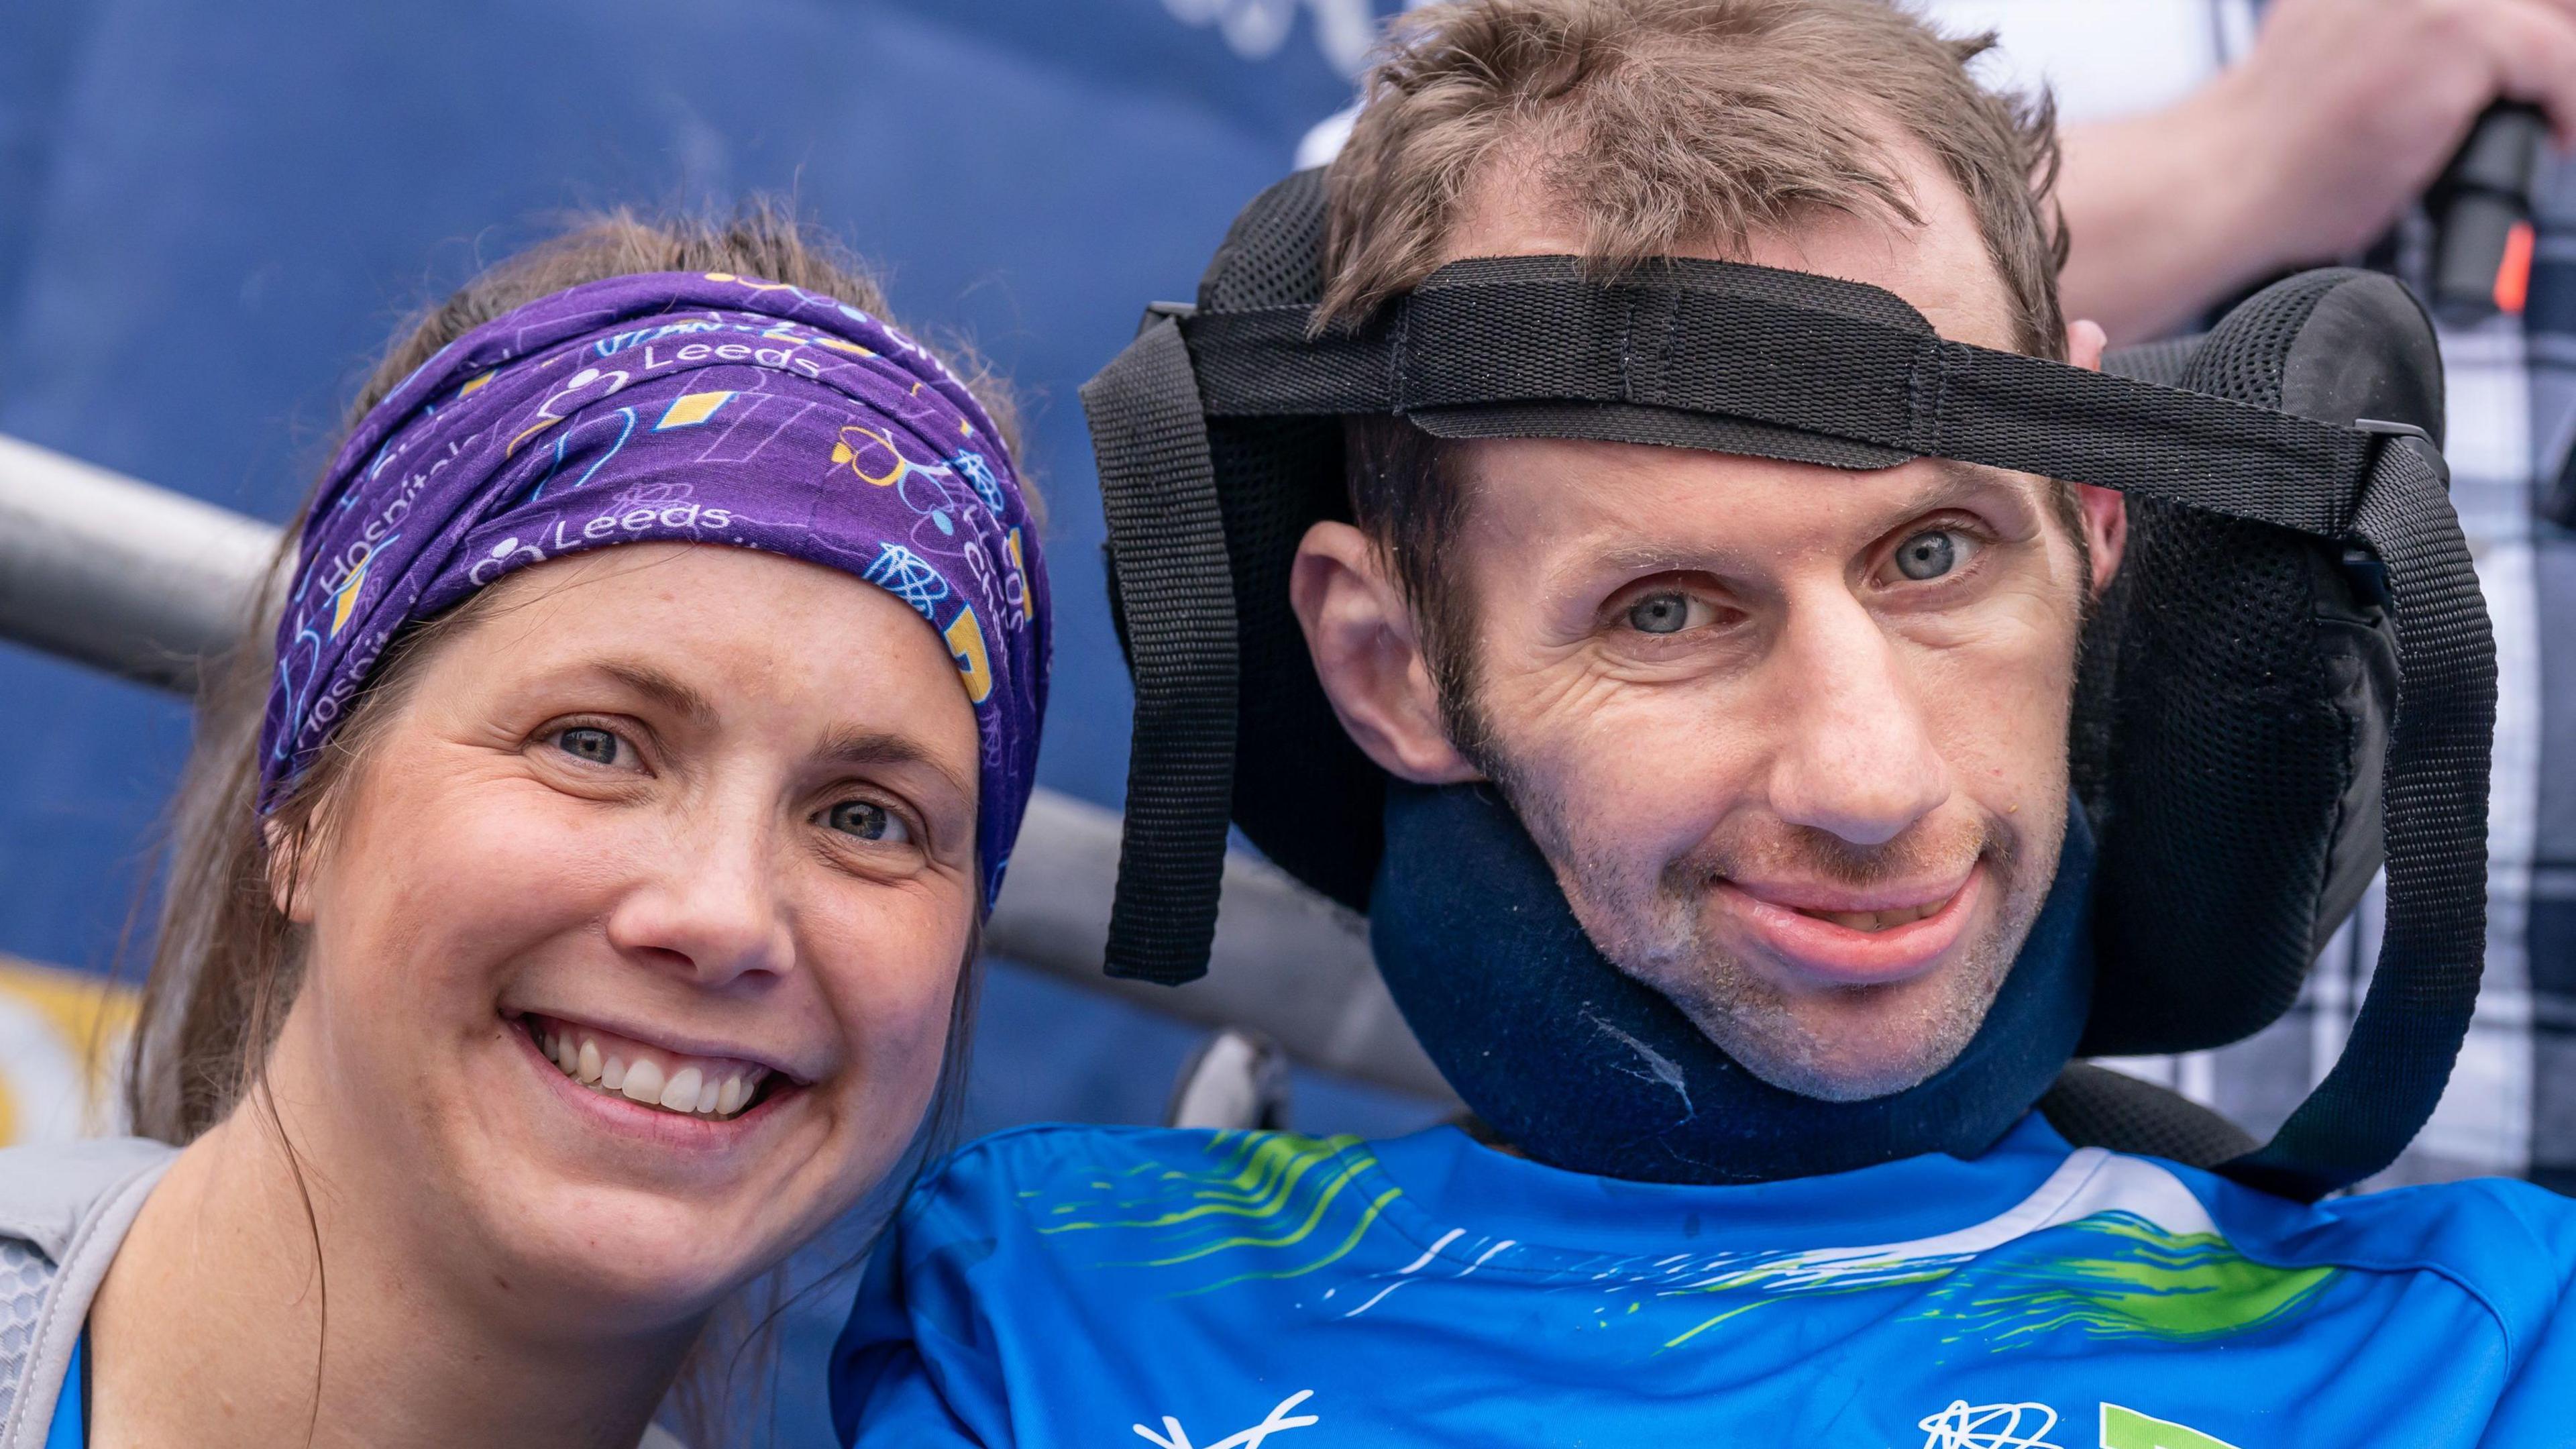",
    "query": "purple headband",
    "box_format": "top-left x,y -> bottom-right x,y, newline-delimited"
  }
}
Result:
263,271 -> 1051,908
